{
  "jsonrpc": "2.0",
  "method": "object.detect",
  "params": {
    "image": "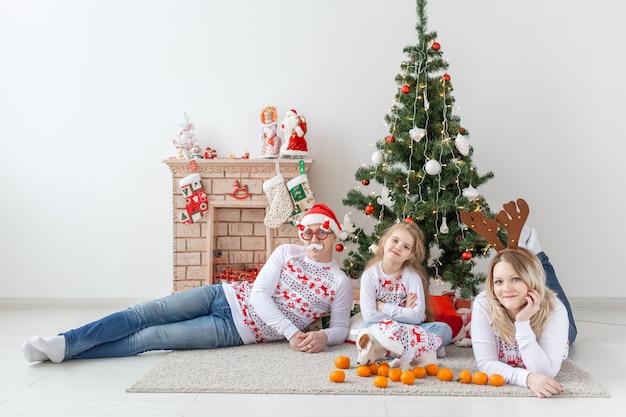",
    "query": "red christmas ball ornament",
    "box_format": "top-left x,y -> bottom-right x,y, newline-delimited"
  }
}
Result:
404,217 -> 414,223
459,127 -> 466,134
335,243 -> 344,252
432,42 -> 441,51
361,179 -> 370,186
443,73 -> 451,81
365,204 -> 375,215
386,135 -> 395,143
401,84 -> 410,94
461,251 -> 472,261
